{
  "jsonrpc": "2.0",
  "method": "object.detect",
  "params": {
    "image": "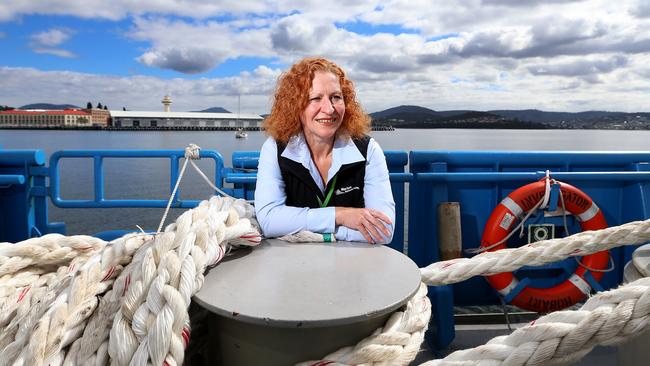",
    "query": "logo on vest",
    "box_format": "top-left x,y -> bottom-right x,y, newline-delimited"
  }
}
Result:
335,186 -> 360,195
